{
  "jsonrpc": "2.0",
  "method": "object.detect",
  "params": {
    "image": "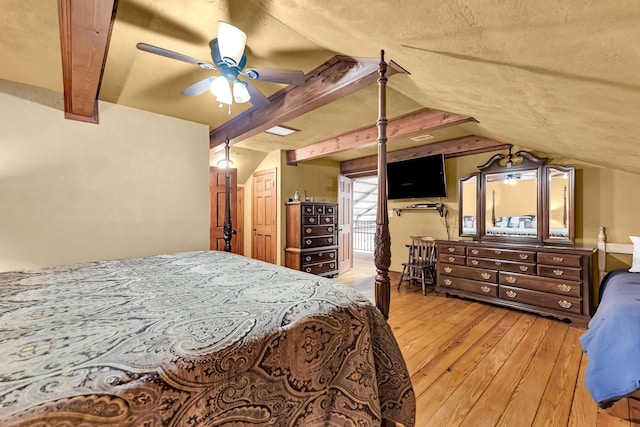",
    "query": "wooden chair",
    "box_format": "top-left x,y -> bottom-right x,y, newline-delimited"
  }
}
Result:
397,236 -> 437,294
